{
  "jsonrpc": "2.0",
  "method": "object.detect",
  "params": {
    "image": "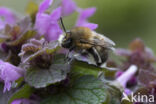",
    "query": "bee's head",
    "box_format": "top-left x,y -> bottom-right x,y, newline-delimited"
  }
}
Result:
58,32 -> 73,48
59,17 -> 73,48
